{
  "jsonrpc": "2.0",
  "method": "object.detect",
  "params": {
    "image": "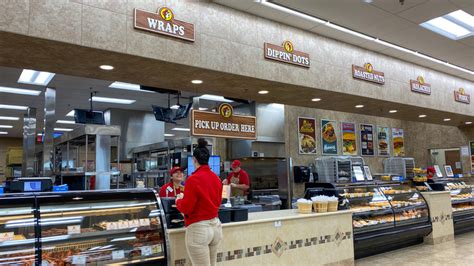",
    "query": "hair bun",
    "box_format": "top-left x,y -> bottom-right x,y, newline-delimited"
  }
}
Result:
197,138 -> 208,148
